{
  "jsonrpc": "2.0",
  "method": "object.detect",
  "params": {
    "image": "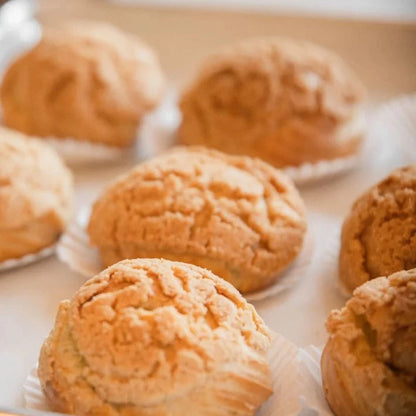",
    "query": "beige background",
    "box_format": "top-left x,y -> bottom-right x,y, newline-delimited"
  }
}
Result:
39,0 -> 416,102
